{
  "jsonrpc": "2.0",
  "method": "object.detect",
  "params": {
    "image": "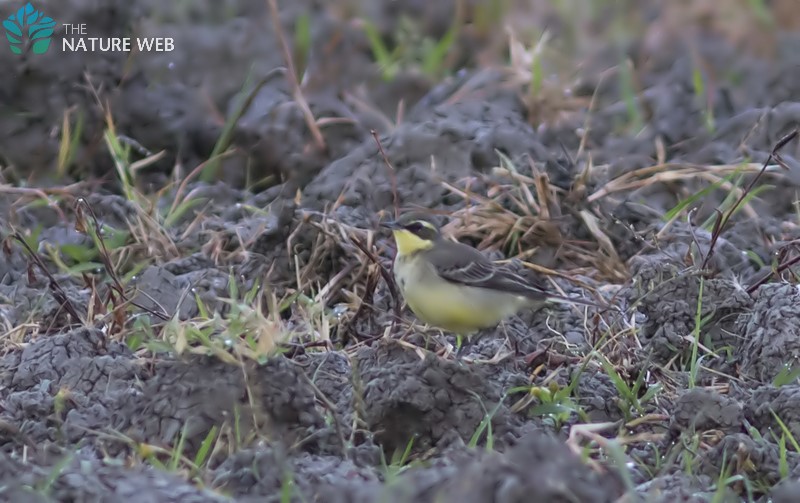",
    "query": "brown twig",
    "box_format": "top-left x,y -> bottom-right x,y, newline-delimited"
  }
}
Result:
266,0 -> 326,151
298,370 -> 348,458
371,130 -> 399,219
298,211 -> 399,342
348,234 -> 401,335
283,339 -> 330,358
9,232 -> 84,326
74,199 -> 170,322
684,207 -> 705,266
75,199 -> 125,296
346,263 -> 379,342
701,129 -> 798,271
746,244 -> 800,294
